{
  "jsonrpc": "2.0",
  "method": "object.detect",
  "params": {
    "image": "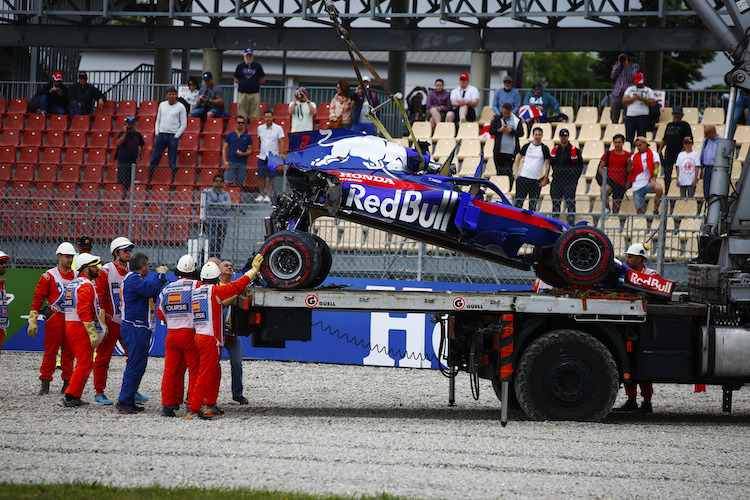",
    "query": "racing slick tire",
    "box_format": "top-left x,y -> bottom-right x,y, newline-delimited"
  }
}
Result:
552,226 -> 613,286
532,247 -> 568,289
260,230 -> 322,290
309,234 -> 333,289
513,329 -> 619,422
